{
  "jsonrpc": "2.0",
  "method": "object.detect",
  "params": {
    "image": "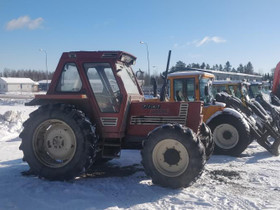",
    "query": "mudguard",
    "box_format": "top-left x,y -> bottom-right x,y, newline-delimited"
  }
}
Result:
206,107 -> 250,131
